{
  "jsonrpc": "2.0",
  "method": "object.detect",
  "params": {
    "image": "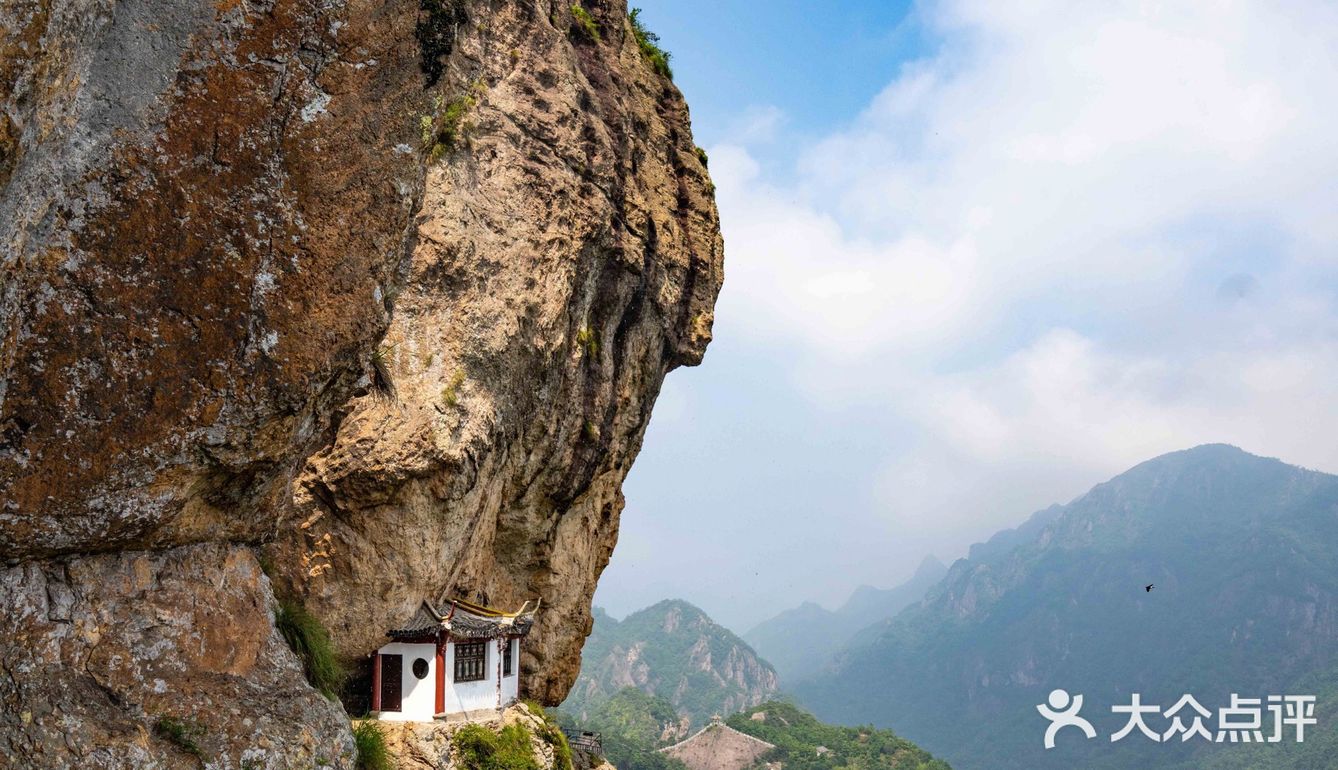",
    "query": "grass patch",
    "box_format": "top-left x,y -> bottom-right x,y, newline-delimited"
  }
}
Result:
353,721 -> 392,770
433,94 -> 475,159
628,8 -> 672,79
454,723 -> 542,770
155,715 -> 205,757
528,704 -> 574,770
442,368 -> 466,407
370,344 -> 396,396
425,83 -> 485,162
694,145 -> 708,168
571,4 -> 601,43
276,597 -> 347,699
